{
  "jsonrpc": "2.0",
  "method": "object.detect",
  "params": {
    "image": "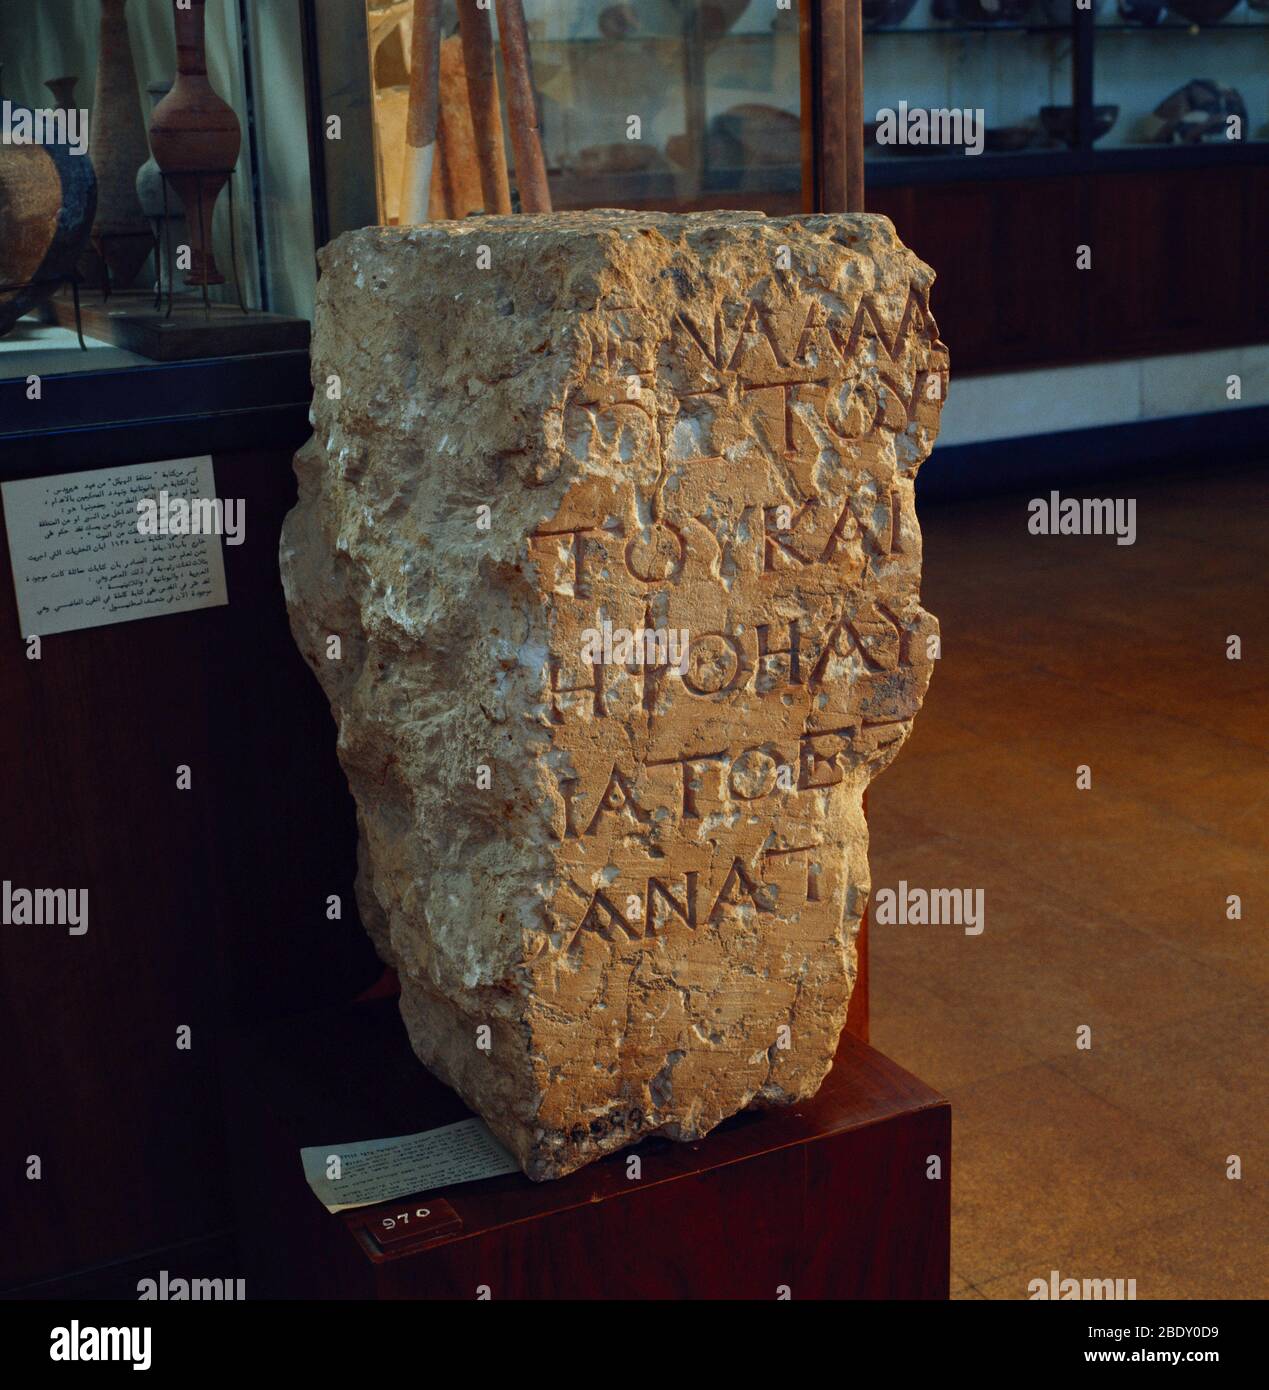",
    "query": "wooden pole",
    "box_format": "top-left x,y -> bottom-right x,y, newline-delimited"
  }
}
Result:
682,2 -> 707,192
493,0 -> 552,213
844,0 -> 864,212
814,0 -> 845,211
799,0 -> 816,214
813,0 -> 864,213
401,0 -> 443,224
457,0 -> 512,213
432,138 -> 454,220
